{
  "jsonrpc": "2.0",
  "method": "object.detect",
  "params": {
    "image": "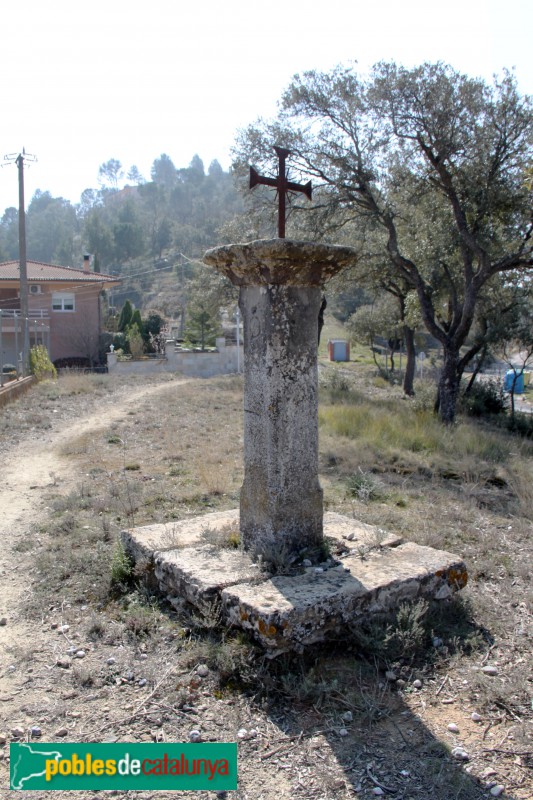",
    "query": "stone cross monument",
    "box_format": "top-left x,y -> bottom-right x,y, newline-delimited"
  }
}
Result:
204,236 -> 355,559
122,147 -> 467,655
